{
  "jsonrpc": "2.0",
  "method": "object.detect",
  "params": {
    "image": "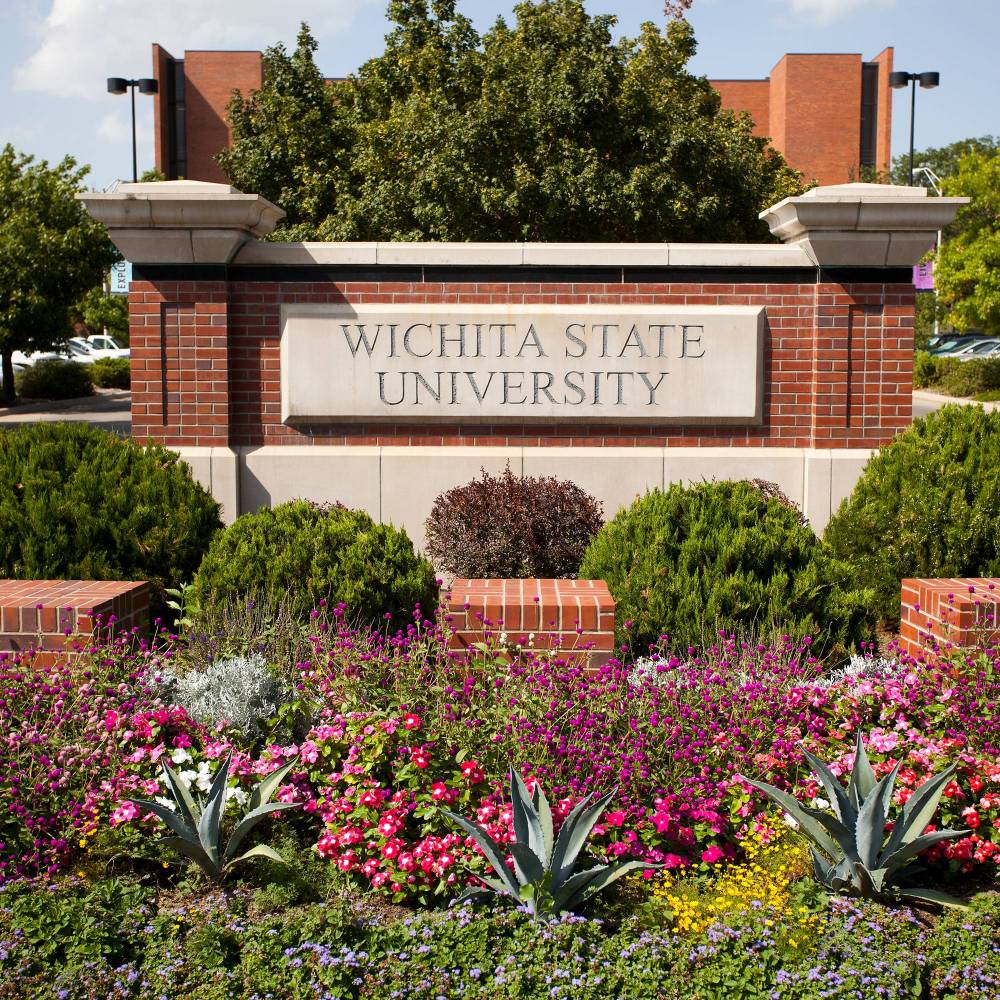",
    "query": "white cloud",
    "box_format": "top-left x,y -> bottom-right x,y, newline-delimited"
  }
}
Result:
14,0 -> 375,100
779,0 -> 897,26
